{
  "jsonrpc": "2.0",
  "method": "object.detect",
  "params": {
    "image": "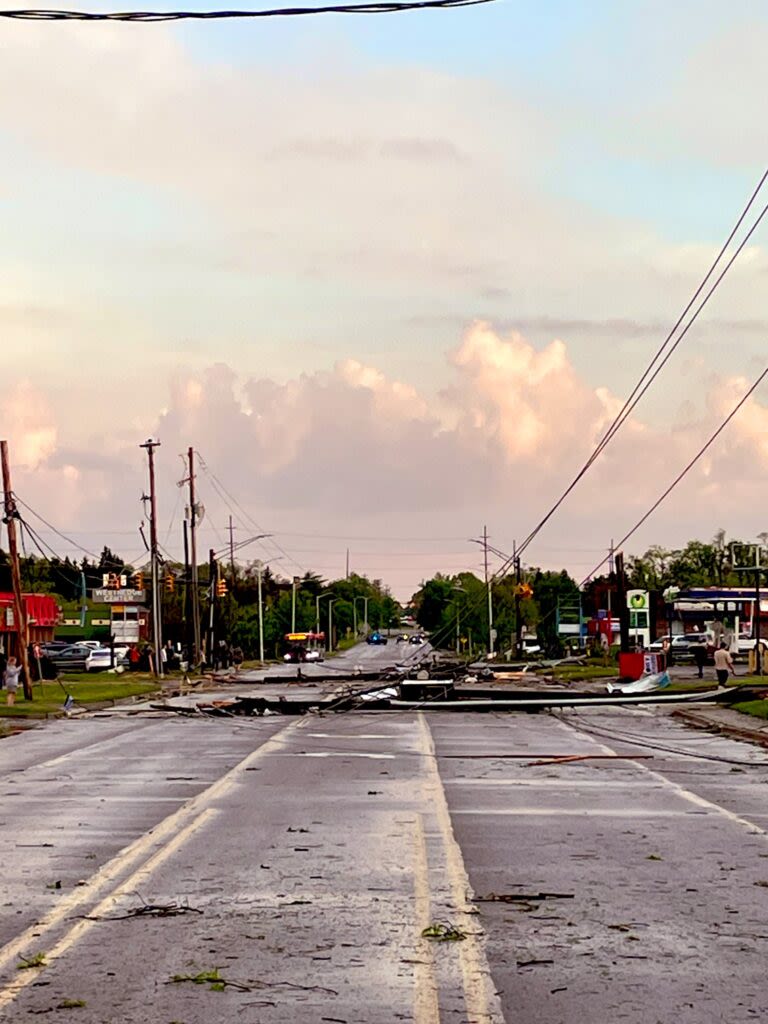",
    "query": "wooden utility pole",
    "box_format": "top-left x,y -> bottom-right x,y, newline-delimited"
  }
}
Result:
614,550 -> 630,654
513,541 -> 522,659
140,439 -> 163,678
0,441 -> 32,700
228,515 -> 235,580
483,524 -> 494,657
187,447 -> 202,668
